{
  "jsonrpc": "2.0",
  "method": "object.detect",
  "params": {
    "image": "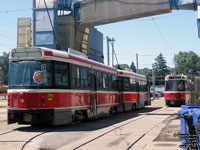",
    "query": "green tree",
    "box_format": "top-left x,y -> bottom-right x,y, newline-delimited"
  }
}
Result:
114,64 -> 129,70
143,68 -> 152,85
0,52 -> 9,85
174,51 -> 200,78
138,68 -> 152,85
130,61 -> 136,72
153,53 -> 169,85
